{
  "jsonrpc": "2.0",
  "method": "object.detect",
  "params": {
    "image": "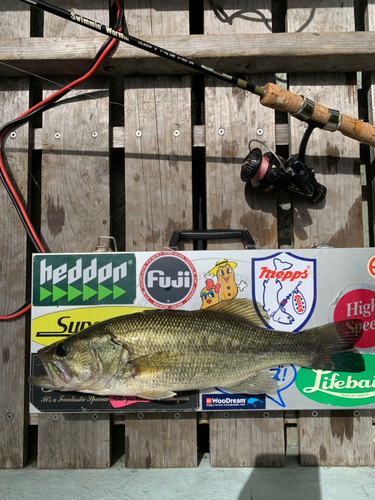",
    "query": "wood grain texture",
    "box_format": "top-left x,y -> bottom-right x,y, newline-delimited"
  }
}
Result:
0,80 -> 30,469
124,76 -> 193,251
36,1 -> 111,469
205,1 -> 277,248
205,76 -> 278,249
123,0 -> 189,36
210,411 -> 285,467
298,410 -> 374,466
43,0 -> 109,37
38,413 -> 111,469
37,78 -> 112,467
288,1 -> 372,467
0,3 -> 30,469
125,413 -> 197,468
3,32 -> 375,78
